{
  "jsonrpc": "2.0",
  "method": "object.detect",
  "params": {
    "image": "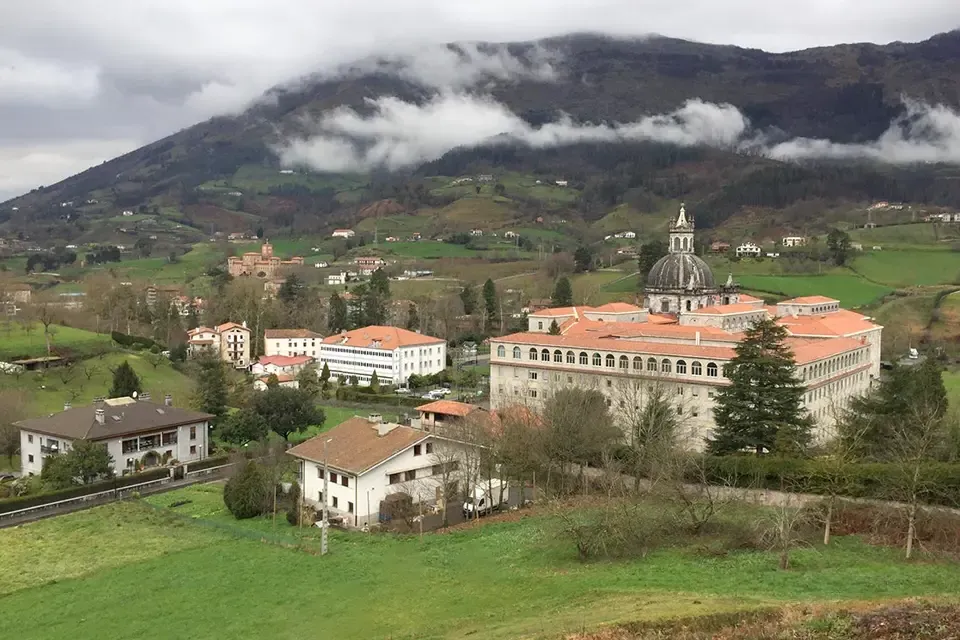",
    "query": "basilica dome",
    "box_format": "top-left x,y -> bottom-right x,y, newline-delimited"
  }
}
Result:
646,253 -> 716,291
